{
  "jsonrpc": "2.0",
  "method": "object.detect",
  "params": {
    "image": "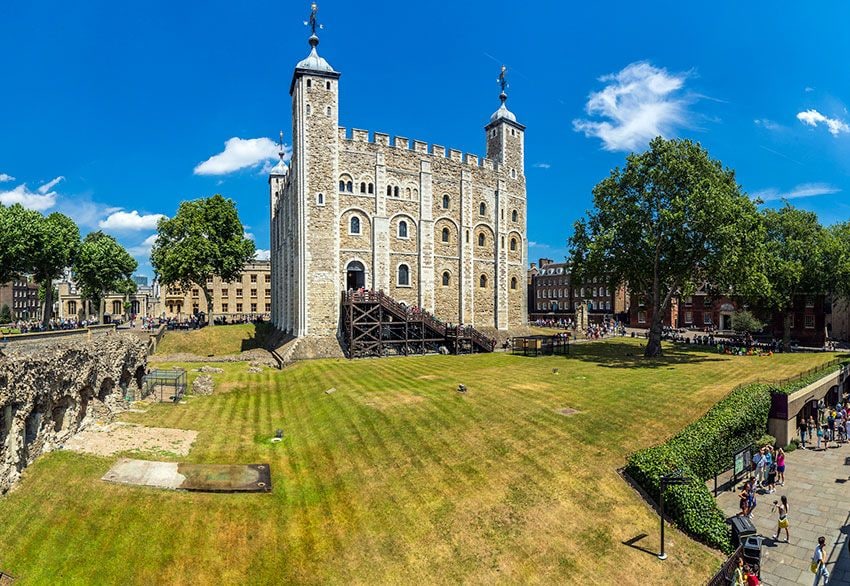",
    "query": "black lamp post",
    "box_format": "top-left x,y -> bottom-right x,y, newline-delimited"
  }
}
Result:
658,470 -> 688,560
